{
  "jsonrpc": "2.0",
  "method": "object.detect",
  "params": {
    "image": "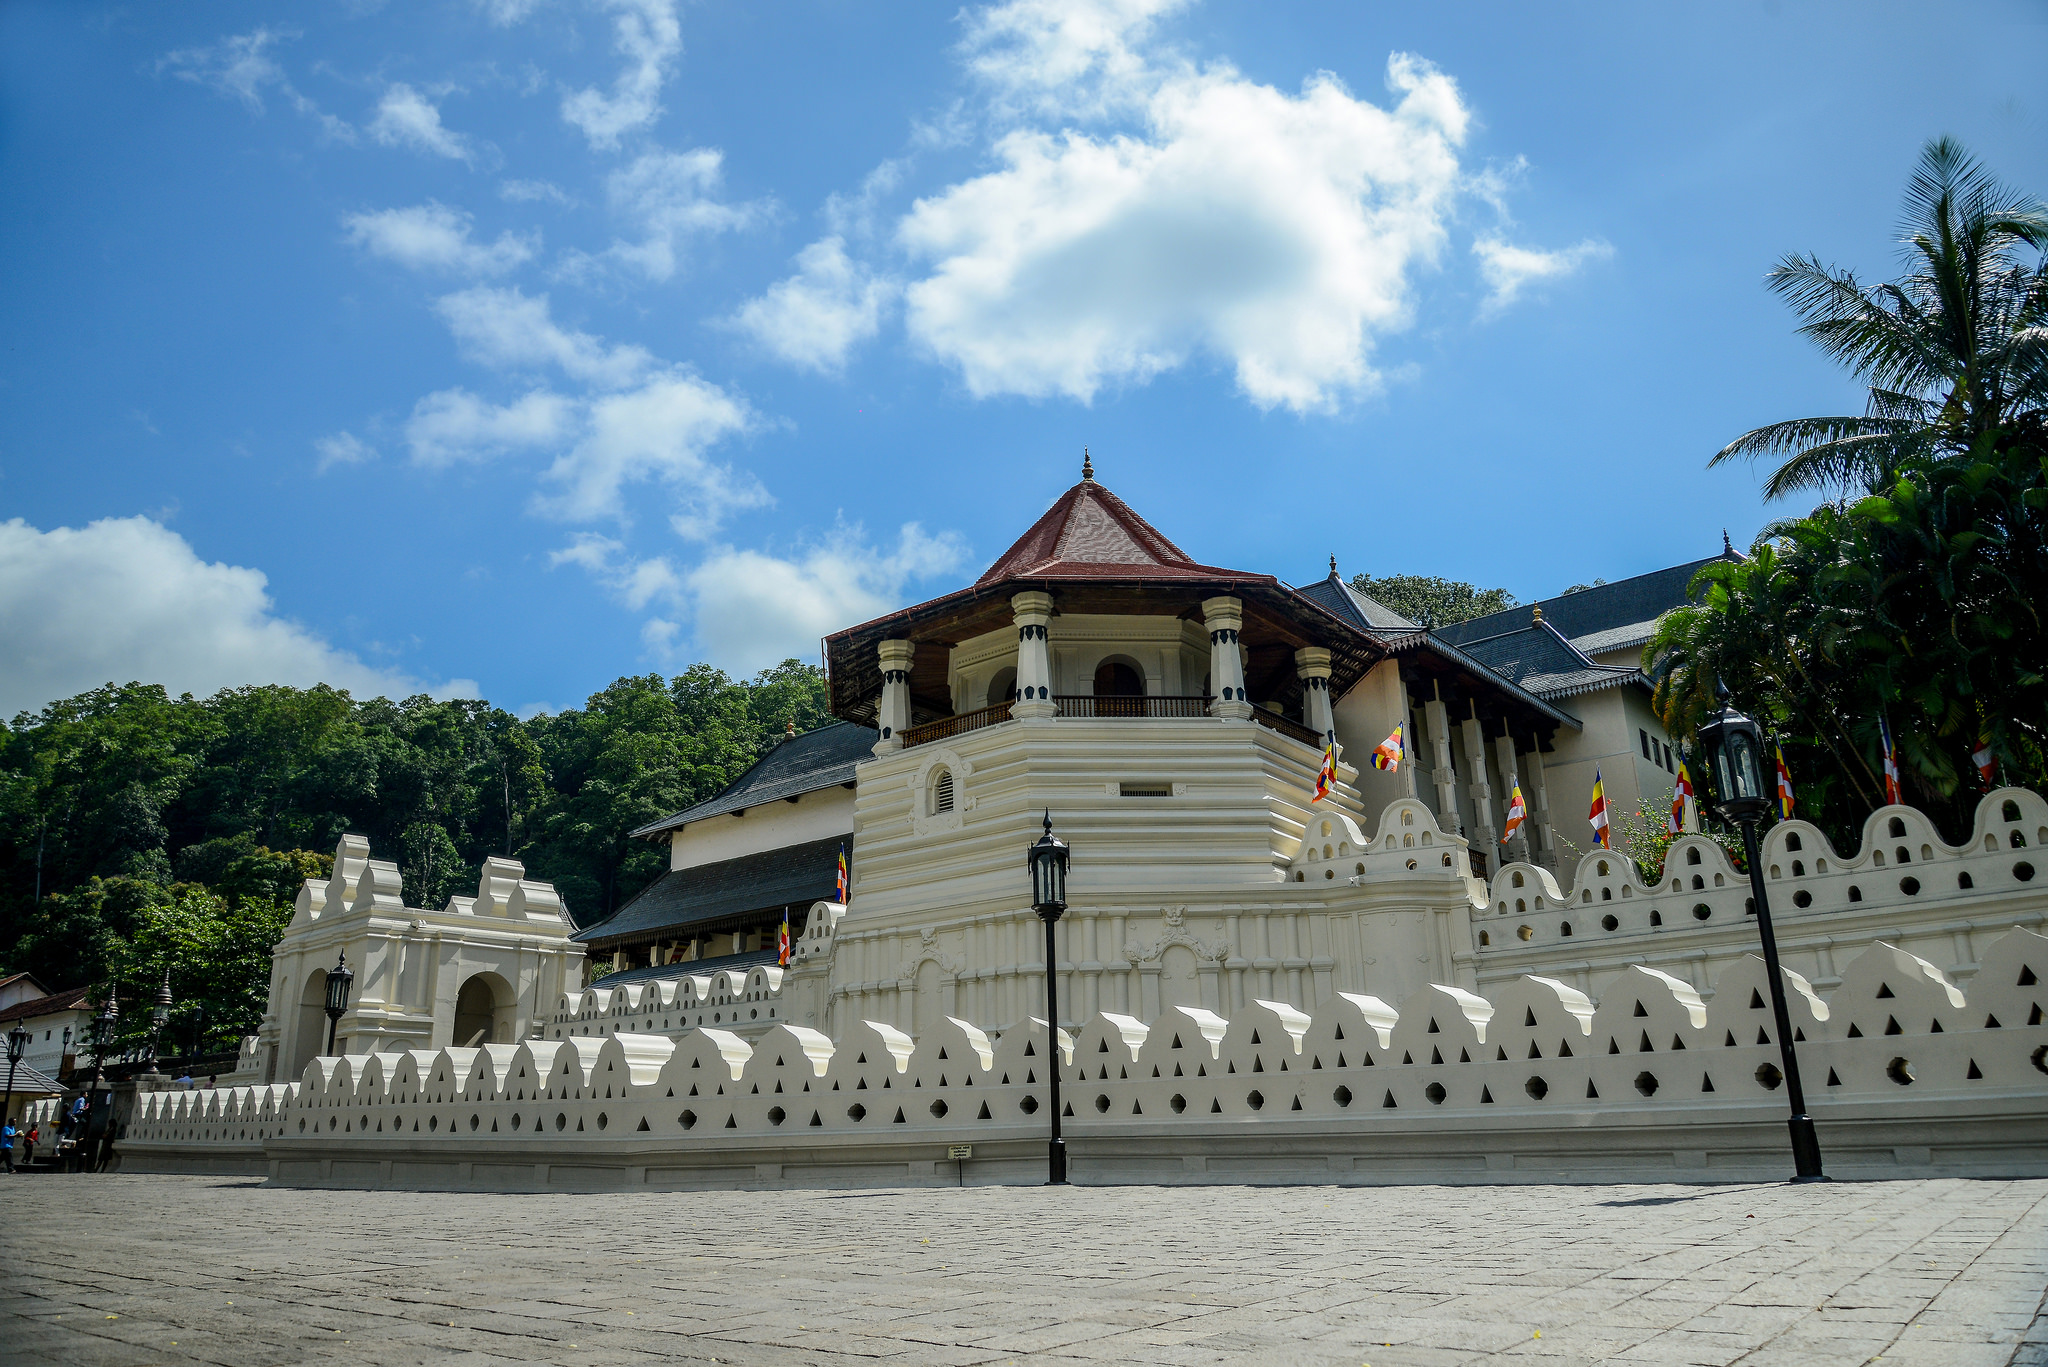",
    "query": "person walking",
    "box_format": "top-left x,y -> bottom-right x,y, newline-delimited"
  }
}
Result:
21,1122 -> 37,1169
2,1116 -> 16,1173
